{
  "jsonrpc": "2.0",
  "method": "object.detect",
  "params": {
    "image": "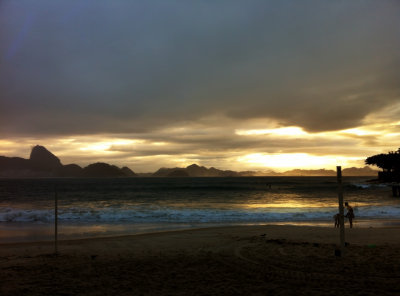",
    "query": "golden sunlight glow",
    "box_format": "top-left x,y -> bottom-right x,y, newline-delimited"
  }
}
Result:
2,118 -> 398,172
79,139 -> 140,152
0,140 -> 18,154
384,133 -> 400,138
151,142 -> 168,146
80,143 -> 112,152
340,128 -> 378,136
0,140 -> 17,147
238,153 -> 328,168
246,202 -> 336,208
58,138 -> 76,144
245,199 -> 372,209
238,153 -> 361,170
236,126 -> 307,136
